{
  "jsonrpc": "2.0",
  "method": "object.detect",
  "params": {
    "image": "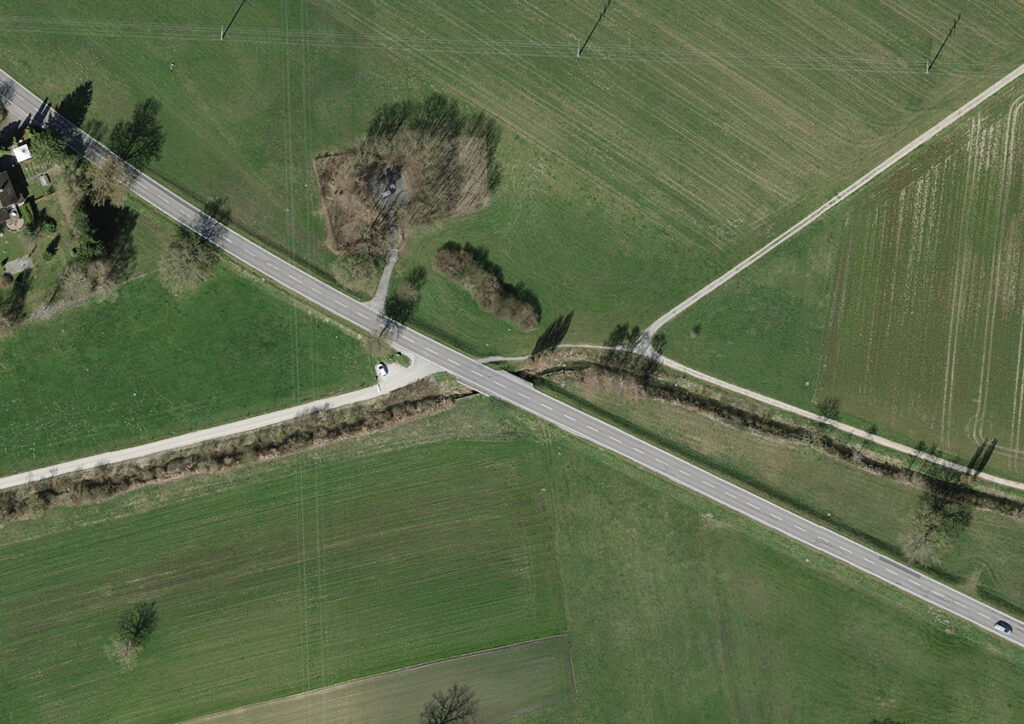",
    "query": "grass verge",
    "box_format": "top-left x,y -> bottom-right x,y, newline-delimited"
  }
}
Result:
0,266 -> 376,475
